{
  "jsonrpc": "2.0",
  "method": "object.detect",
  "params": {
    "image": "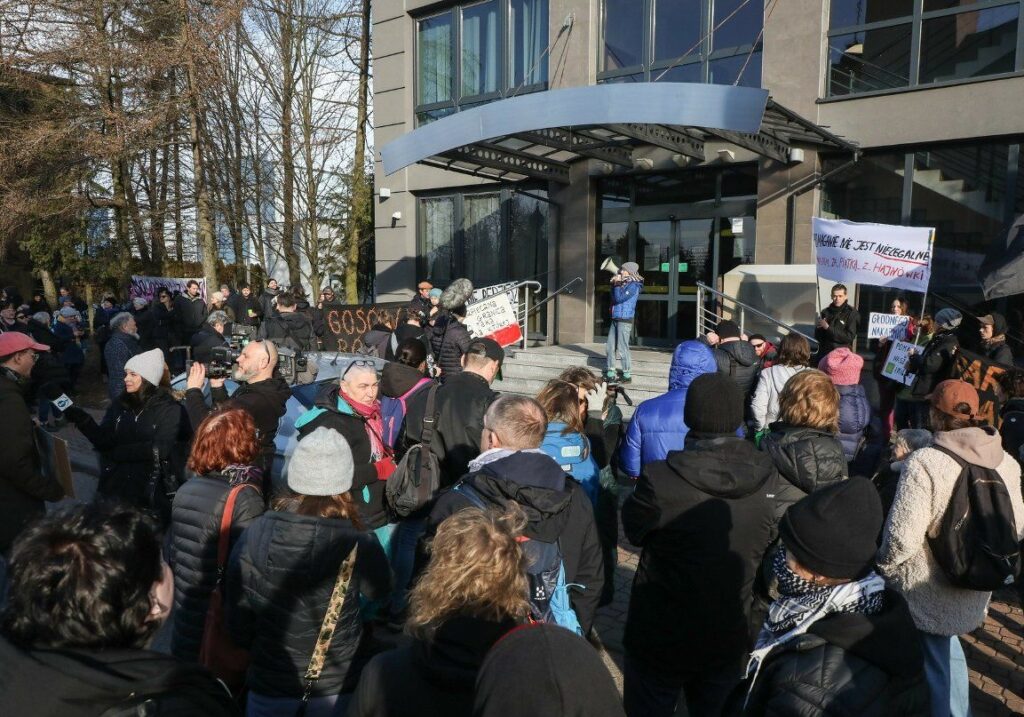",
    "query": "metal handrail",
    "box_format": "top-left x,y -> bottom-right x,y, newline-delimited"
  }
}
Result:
696,282 -> 820,349
514,280 -> 544,350
516,277 -> 583,351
